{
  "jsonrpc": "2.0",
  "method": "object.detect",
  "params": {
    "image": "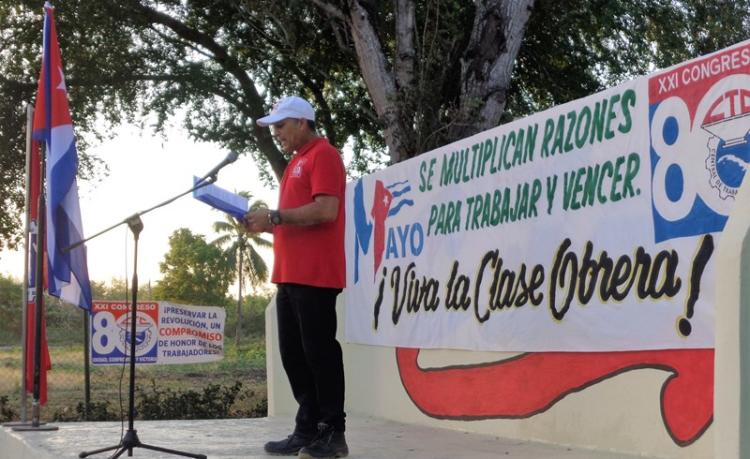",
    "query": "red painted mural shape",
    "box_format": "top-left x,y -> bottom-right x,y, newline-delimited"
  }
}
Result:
396,347 -> 713,446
